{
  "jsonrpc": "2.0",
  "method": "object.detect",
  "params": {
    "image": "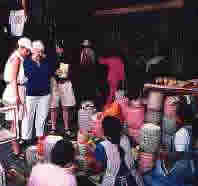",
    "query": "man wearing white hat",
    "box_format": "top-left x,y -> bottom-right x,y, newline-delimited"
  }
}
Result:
3,37 -> 32,107
2,37 -> 31,156
21,40 -> 56,146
